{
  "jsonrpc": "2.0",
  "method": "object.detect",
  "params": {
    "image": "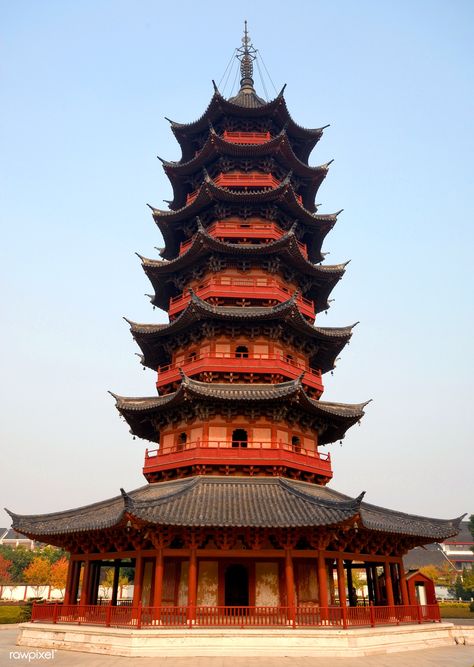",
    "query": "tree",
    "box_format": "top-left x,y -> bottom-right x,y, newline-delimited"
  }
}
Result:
100,567 -> 130,600
449,570 -> 474,601
50,557 -> 68,597
23,557 -> 51,597
0,554 -> 12,584
0,546 -> 35,583
40,546 -> 69,565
